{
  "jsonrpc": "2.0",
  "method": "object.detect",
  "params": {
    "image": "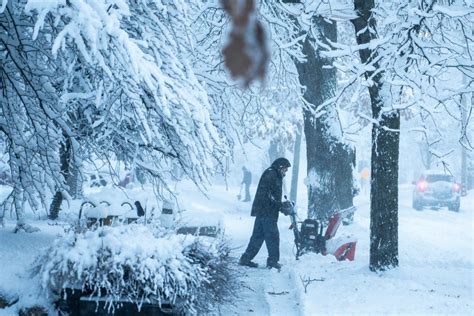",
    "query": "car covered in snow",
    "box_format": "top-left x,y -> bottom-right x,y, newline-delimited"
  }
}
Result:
175,209 -> 223,238
412,171 -> 461,212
